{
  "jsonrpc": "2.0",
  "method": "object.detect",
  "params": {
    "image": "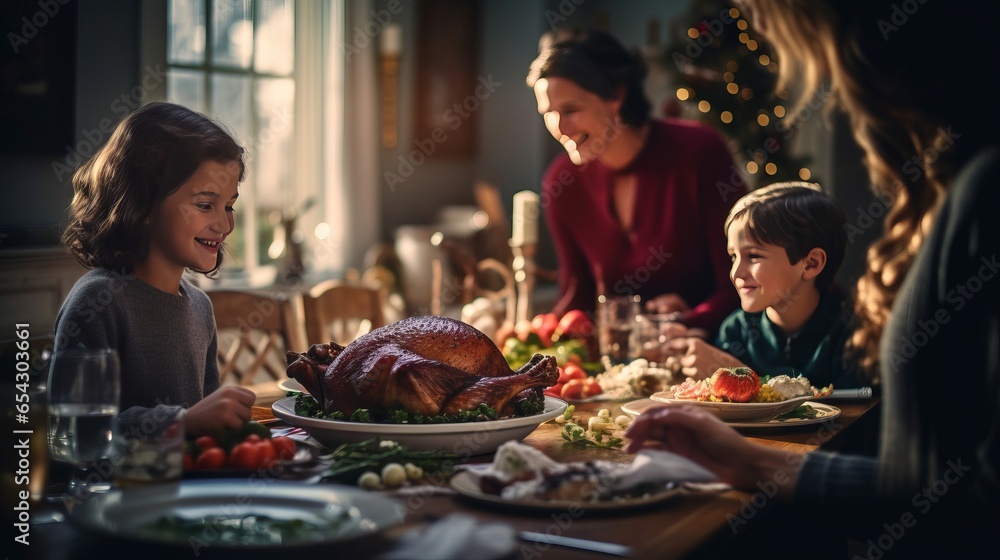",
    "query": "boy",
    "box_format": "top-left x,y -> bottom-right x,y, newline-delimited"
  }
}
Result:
664,182 -> 865,389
